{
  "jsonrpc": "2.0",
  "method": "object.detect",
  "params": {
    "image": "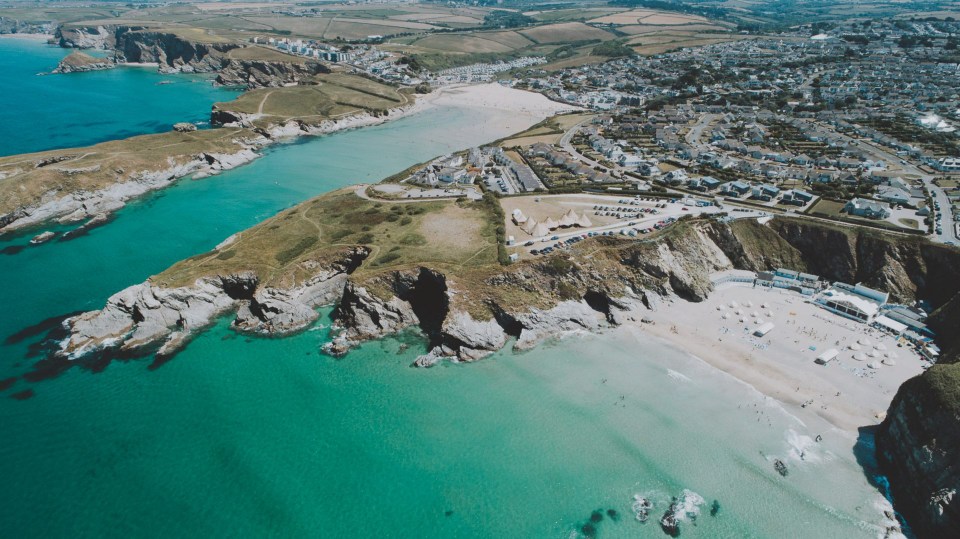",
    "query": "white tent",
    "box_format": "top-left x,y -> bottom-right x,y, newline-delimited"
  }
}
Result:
521,217 -> 539,235
849,343 -> 861,351
875,343 -> 887,351
854,352 -> 867,361
532,223 -> 551,237
755,318 -> 766,325
575,212 -> 592,228
512,208 -> 528,225
869,349 -> 880,358
730,301 -> 739,308
558,209 -> 577,228
882,358 -> 896,366
543,217 -> 559,230
868,361 -> 881,369
858,337 -> 872,346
